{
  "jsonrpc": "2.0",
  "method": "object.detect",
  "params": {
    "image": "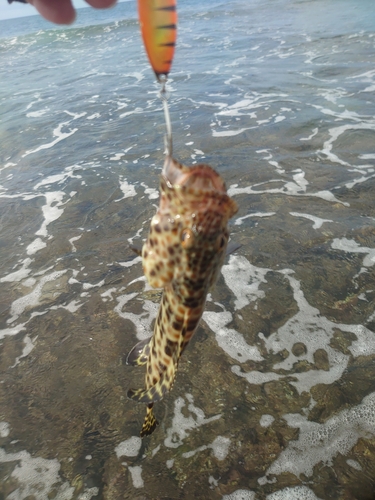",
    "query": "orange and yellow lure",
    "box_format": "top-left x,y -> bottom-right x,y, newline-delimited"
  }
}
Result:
137,0 -> 177,81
